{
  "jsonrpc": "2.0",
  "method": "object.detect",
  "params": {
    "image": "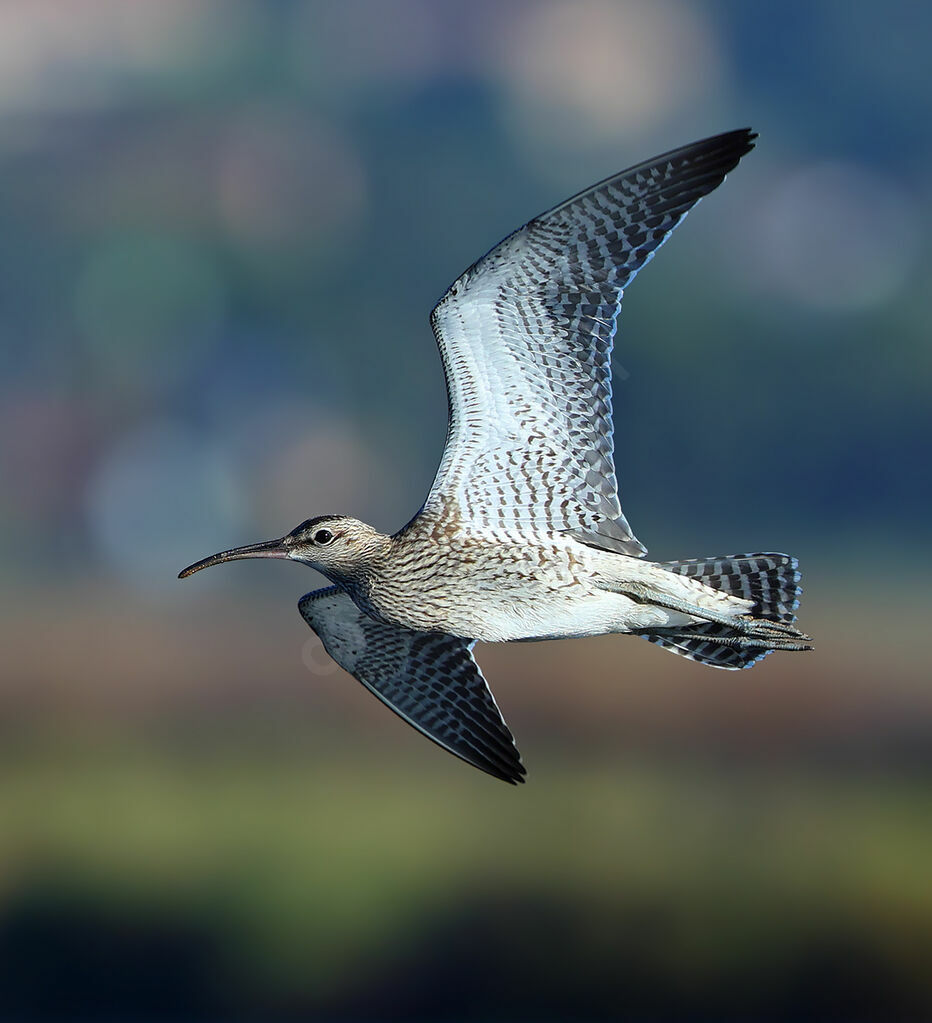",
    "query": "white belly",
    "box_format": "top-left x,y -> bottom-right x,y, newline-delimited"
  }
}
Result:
463,588 -> 695,643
